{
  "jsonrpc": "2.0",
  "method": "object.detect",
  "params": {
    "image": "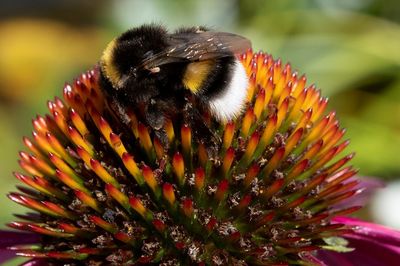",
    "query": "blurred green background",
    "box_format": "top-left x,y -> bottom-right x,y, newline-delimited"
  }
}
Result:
0,1 -> 399,264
